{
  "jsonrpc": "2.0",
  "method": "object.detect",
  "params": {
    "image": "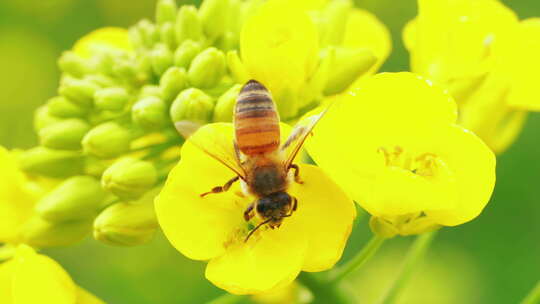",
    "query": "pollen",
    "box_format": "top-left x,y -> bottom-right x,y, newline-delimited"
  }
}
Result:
378,146 -> 440,177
